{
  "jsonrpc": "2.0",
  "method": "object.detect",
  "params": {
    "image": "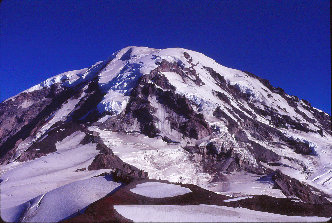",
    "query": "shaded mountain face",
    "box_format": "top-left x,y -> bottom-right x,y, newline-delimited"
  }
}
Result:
0,47 -> 331,222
